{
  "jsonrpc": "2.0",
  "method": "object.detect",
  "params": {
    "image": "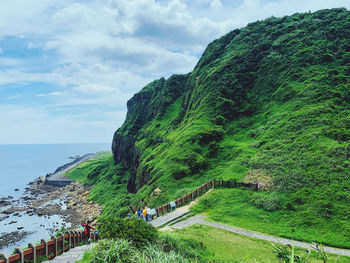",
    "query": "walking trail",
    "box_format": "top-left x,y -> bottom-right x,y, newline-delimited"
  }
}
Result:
152,189 -> 350,257
42,243 -> 95,263
150,189 -> 212,228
